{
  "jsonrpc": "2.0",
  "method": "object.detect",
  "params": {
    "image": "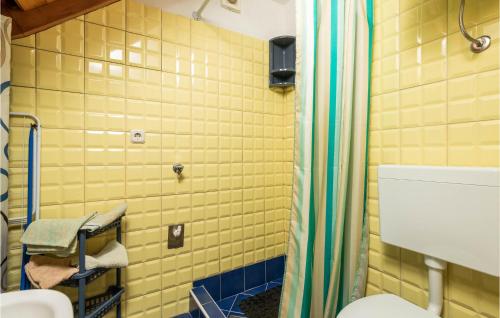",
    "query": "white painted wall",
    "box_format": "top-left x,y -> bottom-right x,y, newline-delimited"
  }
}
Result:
138,0 -> 295,40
